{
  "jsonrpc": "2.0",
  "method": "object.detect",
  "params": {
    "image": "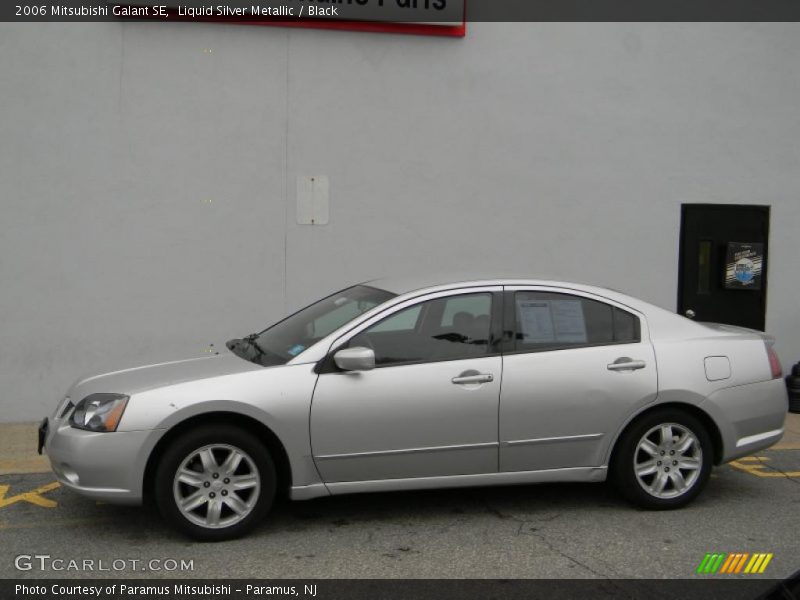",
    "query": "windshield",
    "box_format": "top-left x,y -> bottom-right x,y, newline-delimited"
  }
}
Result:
230,285 -> 396,367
